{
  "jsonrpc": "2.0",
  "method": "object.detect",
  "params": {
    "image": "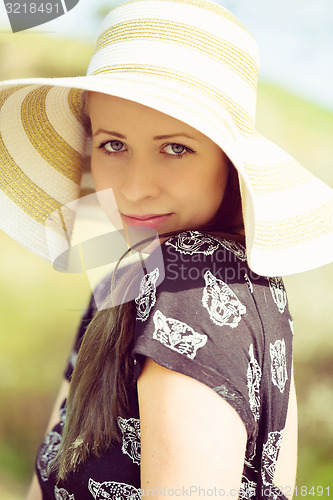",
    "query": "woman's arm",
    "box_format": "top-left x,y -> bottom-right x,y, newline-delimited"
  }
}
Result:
25,474 -> 42,500
137,358 -> 247,499
25,379 -> 70,500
